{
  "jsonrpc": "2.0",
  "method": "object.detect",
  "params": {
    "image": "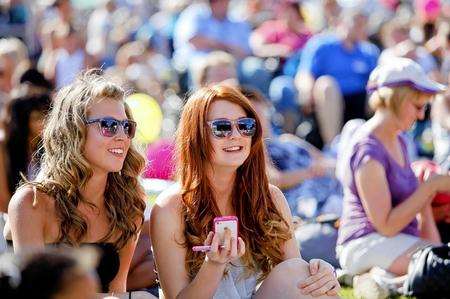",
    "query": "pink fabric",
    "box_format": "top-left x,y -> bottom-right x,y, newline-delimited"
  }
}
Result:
415,0 -> 441,21
144,139 -> 175,180
254,20 -> 311,54
380,0 -> 400,10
